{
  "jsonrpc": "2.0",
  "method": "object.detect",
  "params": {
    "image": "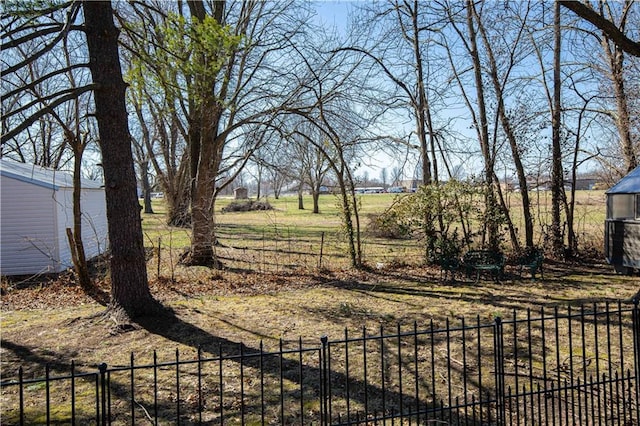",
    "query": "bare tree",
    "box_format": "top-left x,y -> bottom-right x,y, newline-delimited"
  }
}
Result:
473,1 -> 536,249
284,33 -> 383,268
347,0 -> 453,186
59,35 -> 95,290
444,0 -> 502,250
129,118 -> 155,215
559,0 -> 640,57
3,0 -> 162,320
2,5 -> 100,288
564,74 -> 600,257
286,116 -> 334,213
83,0 -> 157,321
121,1 -> 315,268
249,129 -> 292,200
596,1 -> 637,173
549,0 -> 565,257
380,168 -> 388,190
390,166 -> 403,186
